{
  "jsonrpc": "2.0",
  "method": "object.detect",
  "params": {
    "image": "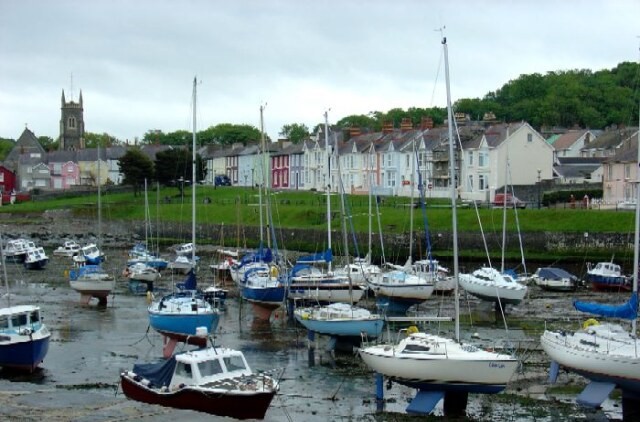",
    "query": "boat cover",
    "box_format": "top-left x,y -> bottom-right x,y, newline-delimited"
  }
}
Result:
296,249 -> 332,264
573,292 -> 638,320
536,267 -> 577,280
238,247 -> 272,266
132,357 -> 177,388
176,270 -> 197,290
